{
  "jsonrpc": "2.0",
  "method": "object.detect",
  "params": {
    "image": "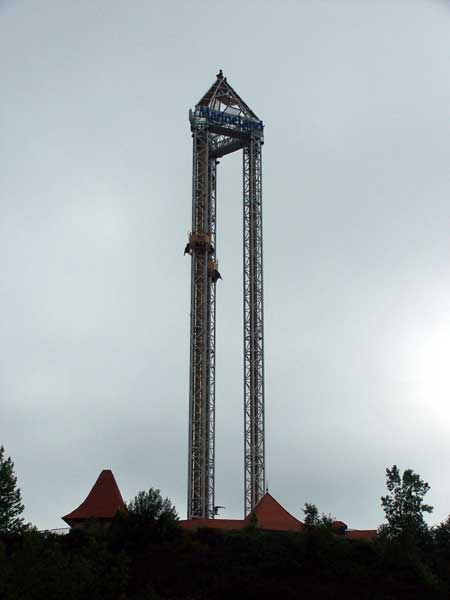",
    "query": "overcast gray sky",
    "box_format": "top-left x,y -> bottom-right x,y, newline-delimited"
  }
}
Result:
1,0 -> 450,530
